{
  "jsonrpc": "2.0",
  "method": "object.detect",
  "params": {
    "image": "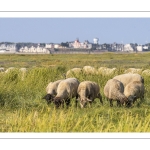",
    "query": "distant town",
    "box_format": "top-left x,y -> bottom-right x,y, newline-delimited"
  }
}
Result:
0,38 -> 150,54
